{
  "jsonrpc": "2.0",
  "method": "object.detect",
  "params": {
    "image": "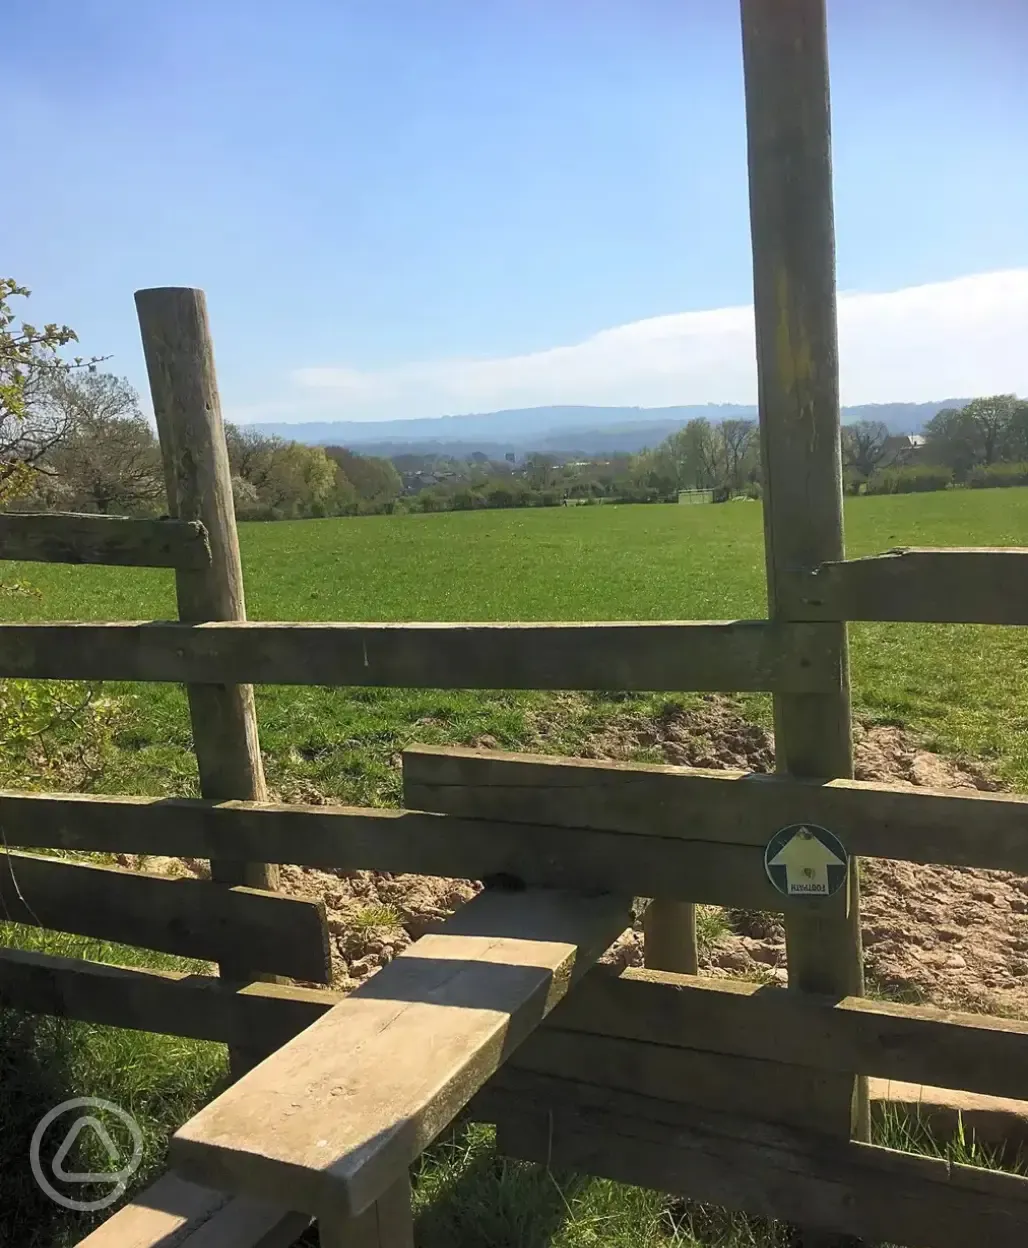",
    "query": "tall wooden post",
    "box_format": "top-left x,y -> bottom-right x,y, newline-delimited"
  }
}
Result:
135,286 -> 278,1078
740,0 -> 868,1165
